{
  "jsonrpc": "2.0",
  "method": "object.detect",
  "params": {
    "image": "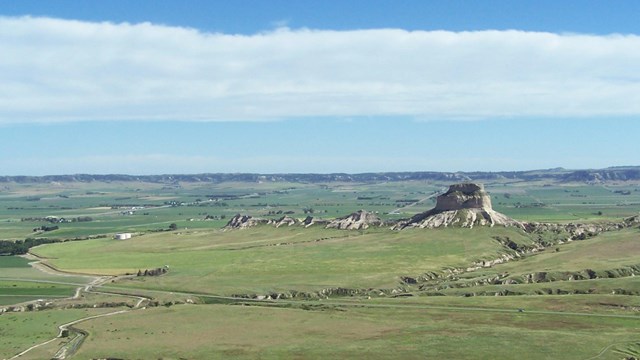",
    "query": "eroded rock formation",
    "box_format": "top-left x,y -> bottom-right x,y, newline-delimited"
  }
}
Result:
394,183 -> 523,229
326,210 -> 382,230
224,214 -> 267,229
301,216 -> 329,228
268,216 -> 298,228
